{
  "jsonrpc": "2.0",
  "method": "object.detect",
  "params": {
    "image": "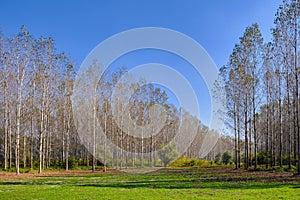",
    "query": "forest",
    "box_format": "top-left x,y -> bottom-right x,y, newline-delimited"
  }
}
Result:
221,0 -> 300,173
0,0 -> 299,177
